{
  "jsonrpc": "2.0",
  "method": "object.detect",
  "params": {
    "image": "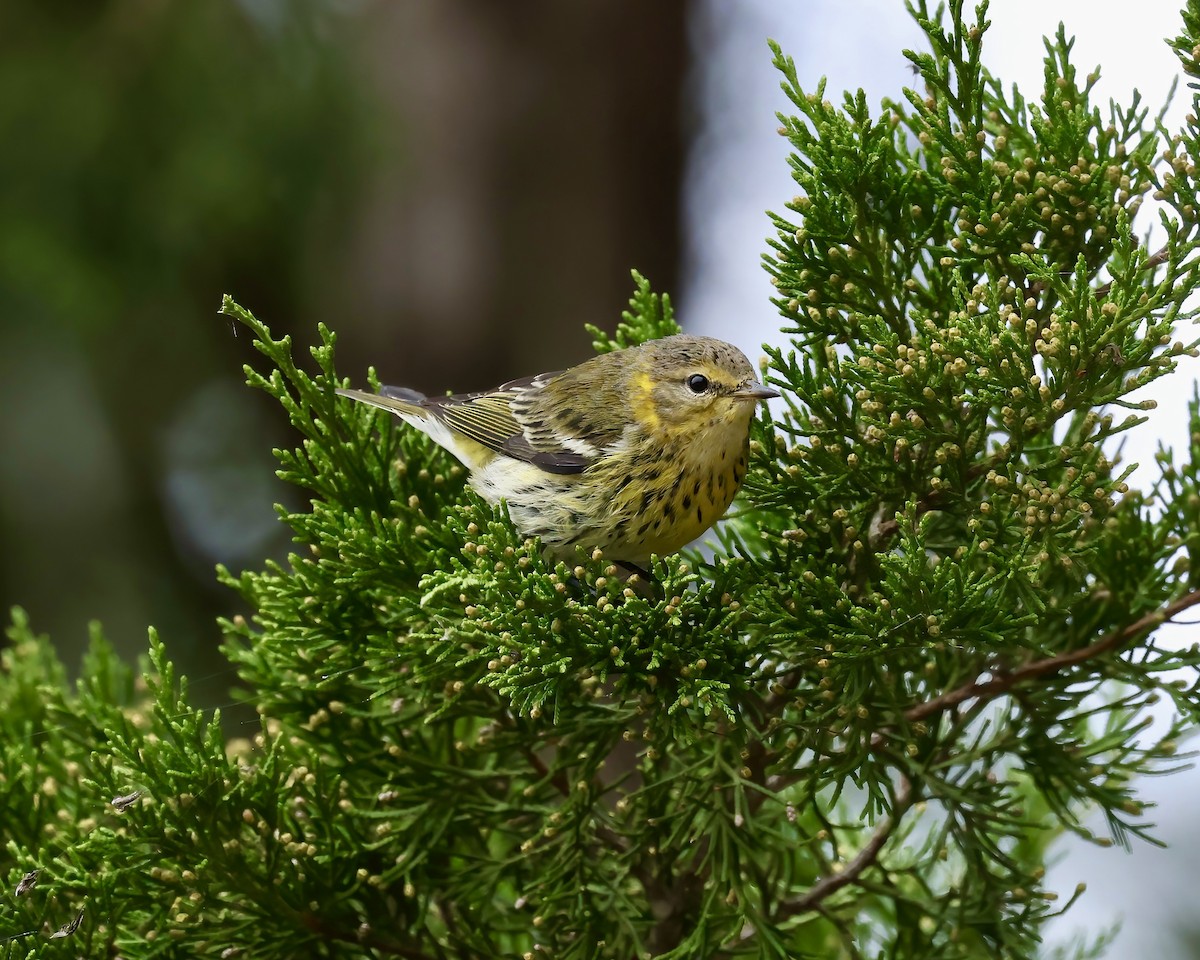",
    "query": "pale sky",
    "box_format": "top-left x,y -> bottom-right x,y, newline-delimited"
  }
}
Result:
683,4 -> 1199,958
